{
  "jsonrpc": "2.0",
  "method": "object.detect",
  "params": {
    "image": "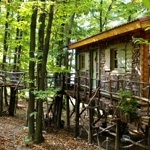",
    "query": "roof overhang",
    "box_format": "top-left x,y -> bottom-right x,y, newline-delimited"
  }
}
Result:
68,16 -> 150,50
